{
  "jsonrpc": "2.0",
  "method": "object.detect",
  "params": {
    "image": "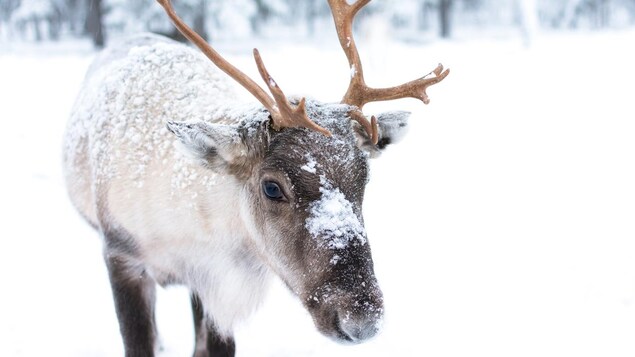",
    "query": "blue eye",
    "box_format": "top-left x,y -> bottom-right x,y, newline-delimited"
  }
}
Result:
263,181 -> 285,201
